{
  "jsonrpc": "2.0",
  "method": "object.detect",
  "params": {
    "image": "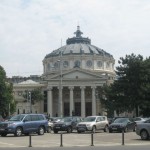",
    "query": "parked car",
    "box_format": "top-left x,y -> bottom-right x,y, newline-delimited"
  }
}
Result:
47,117 -> 62,133
4,115 -> 13,122
133,117 -> 148,124
0,115 -> 4,122
0,114 -> 48,137
76,116 -> 109,133
108,118 -> 136,133
53,116 -> 82,133
49,117 -> 62,123
136,118 -> 150,140
47,121 -> 54,133
108,118 -> 114,124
